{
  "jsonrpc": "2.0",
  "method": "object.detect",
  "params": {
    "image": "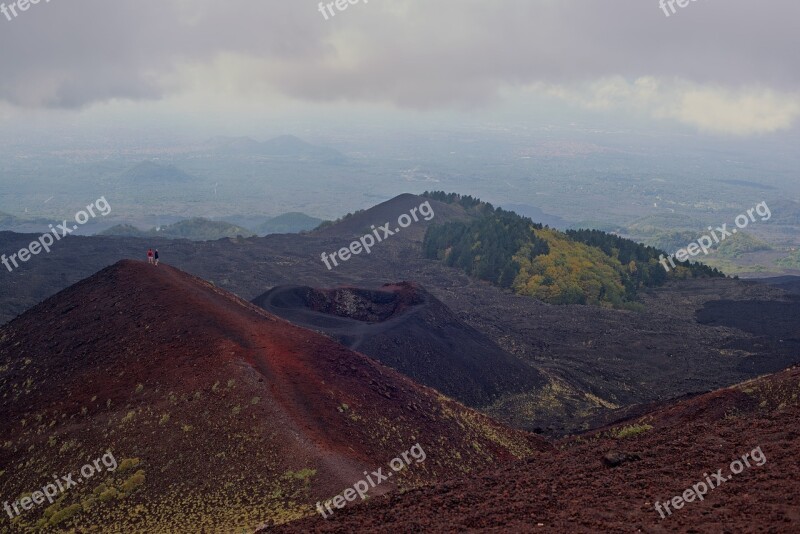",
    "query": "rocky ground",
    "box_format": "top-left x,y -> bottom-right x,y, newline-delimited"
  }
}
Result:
270,365 -> 800,533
